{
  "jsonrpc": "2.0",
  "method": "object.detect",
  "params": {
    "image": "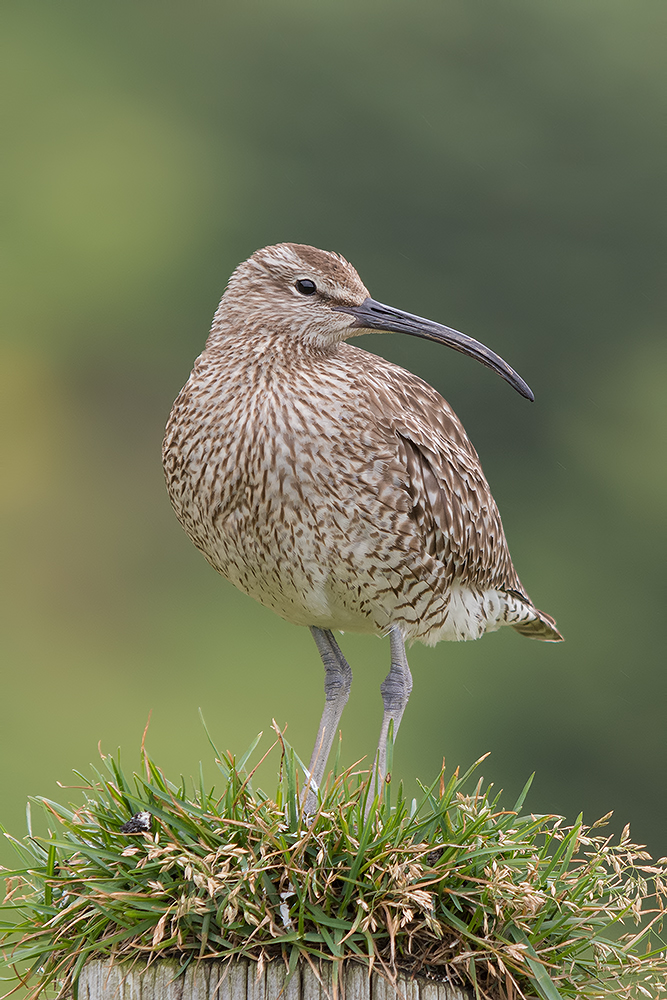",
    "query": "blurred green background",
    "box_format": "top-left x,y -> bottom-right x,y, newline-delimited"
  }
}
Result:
1,0 -> 665,903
